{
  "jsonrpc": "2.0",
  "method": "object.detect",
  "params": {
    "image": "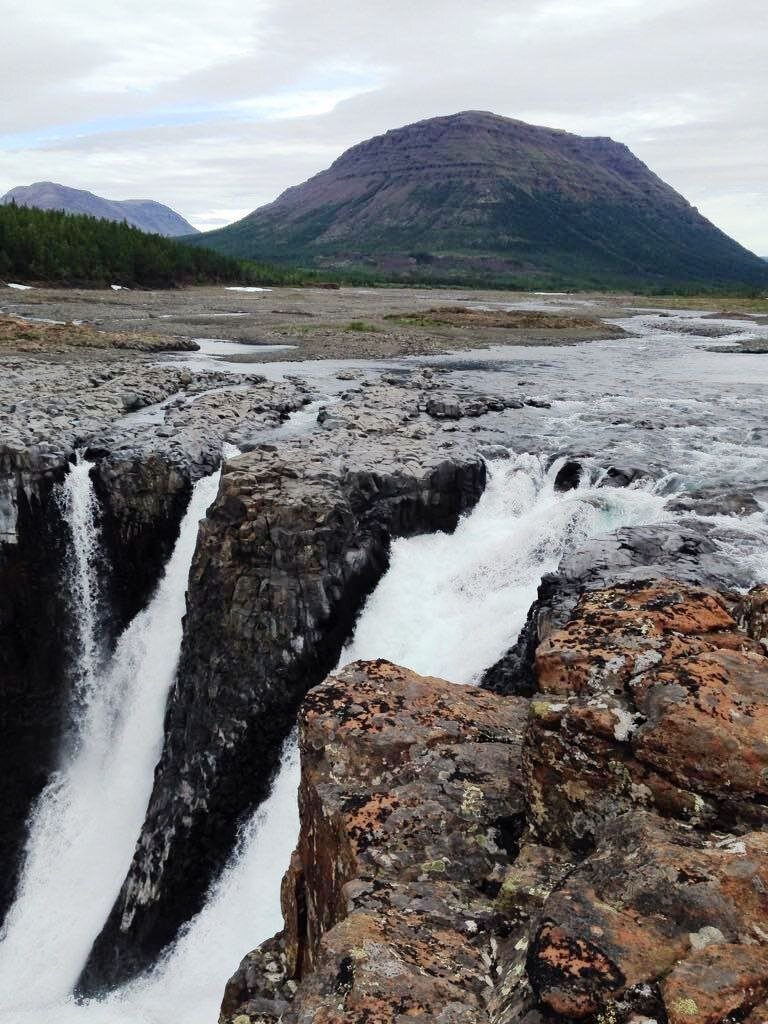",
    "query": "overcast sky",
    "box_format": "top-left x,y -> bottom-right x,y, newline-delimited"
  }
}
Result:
2,0 -> 766,252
